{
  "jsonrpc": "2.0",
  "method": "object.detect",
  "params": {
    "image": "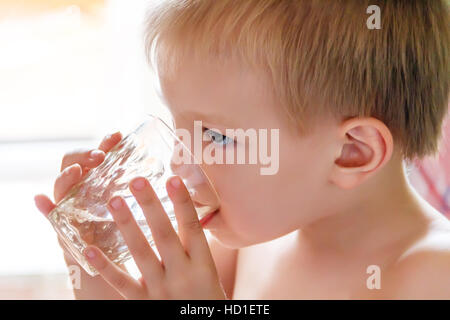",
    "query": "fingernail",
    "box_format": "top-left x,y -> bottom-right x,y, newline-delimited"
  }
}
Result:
132,178 -> 146,191
33,195 -> 41,206
107,131 -> 121,139
170,176 -> 181,189
110,197 -> 122,210
90,149 -> 104,159
85,248 -> 96,260
62,165 -> 75,176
